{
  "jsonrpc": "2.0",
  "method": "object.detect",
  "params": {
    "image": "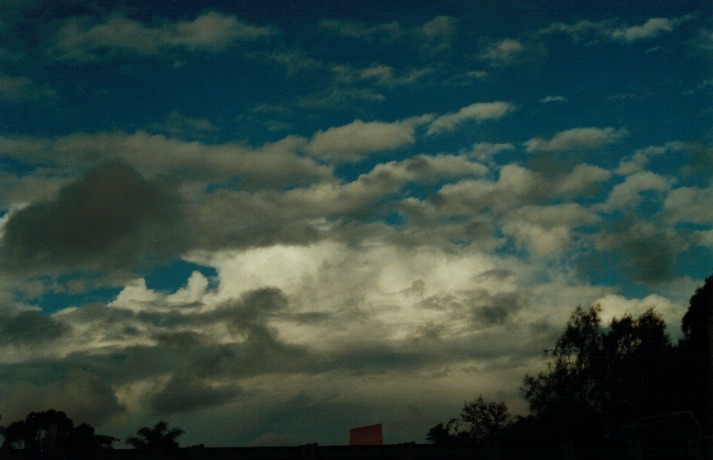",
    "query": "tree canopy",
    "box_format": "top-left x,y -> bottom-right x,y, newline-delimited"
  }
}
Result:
0,409 -> 116,451
428,273 -> 713,446
126,420 -> 184,451
427,395 -> 513,445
